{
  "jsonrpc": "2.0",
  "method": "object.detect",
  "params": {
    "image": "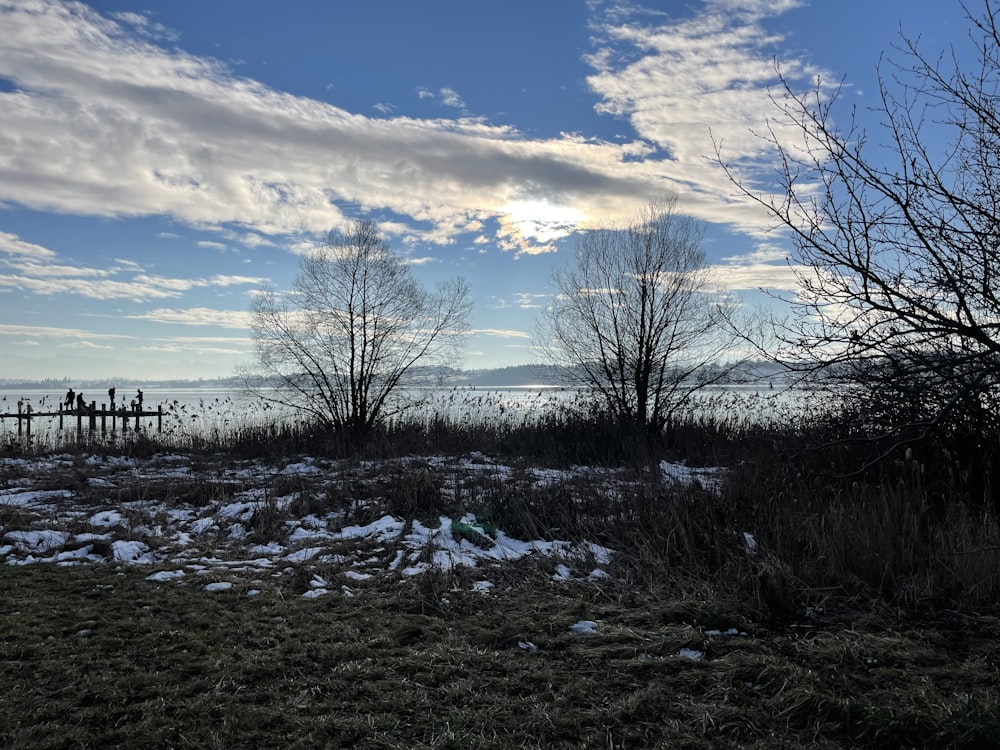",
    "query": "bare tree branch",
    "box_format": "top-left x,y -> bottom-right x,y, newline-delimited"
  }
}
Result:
537,196 -> 746,432
241,219 -> 471,432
